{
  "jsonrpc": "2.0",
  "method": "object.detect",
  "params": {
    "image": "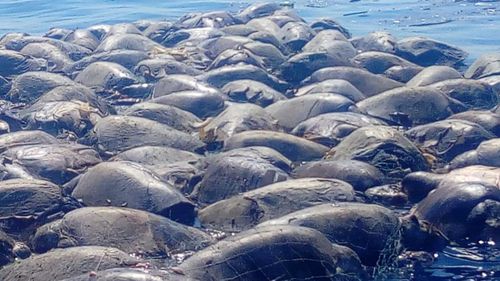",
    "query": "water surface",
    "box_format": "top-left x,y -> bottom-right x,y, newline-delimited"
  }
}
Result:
0,1 -> 498,280
0,0 -> 499,60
